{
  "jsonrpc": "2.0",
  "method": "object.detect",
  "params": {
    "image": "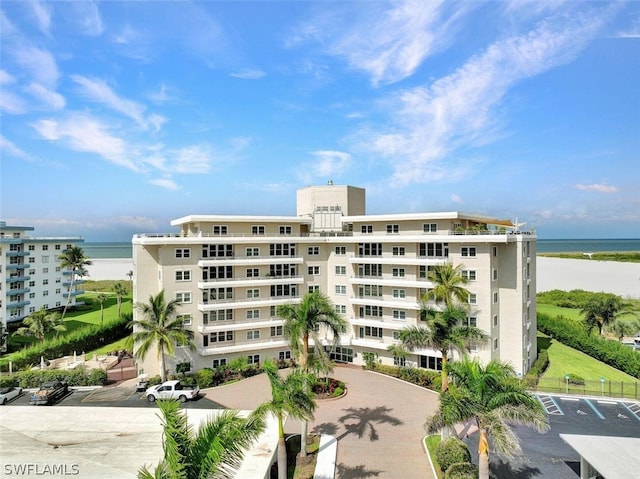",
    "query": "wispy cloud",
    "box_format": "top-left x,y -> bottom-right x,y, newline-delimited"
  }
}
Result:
575,183 -> 619,193
230,69 -> 266,80
149,178 -> 179,190
12,46 -> 59,88
450,193 -> 463,204
362,6 -> 616,185
298,150 -> 352,183
29,0 -> 52,36
68,0 -> 103,36
0,134 -> 29,159
173,145 -> 212,174
25,82 -> 65,109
